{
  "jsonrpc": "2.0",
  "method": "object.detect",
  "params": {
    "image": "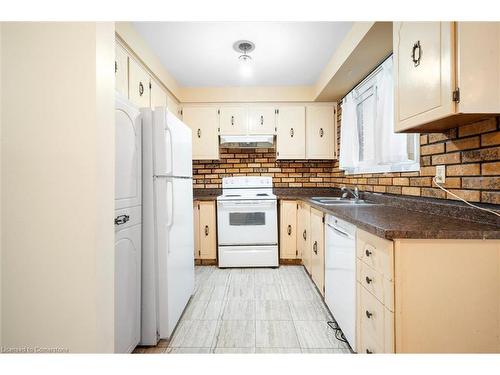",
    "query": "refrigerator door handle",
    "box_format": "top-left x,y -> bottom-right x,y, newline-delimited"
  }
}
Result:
166,179 -> 174,239
165,123 -> 174,176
